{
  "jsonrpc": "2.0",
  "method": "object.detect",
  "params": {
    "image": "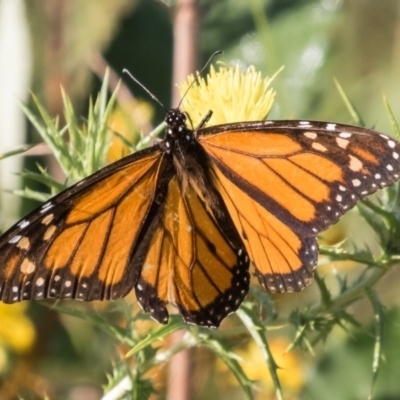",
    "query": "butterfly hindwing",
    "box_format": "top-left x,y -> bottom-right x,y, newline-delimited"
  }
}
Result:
135,176 -> 250,327
0,147 -> 167,303
209,165 -> 318,292
199,120 -> 400,292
